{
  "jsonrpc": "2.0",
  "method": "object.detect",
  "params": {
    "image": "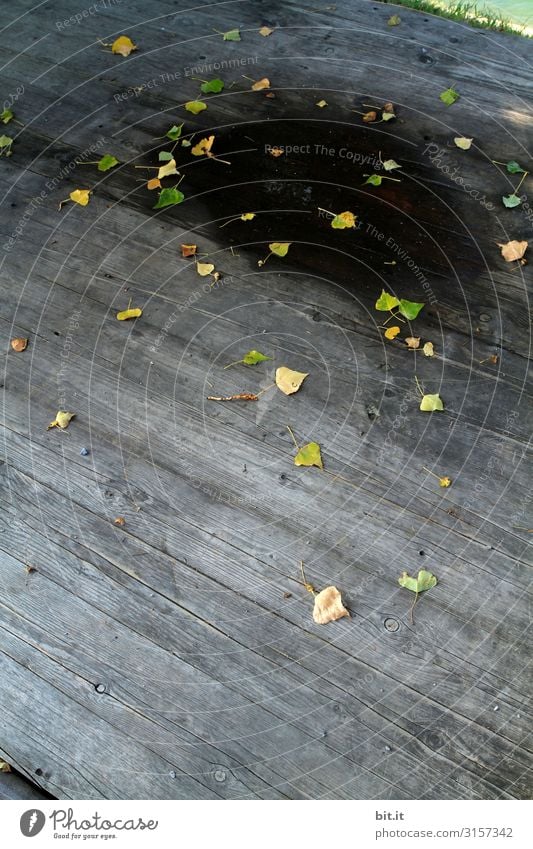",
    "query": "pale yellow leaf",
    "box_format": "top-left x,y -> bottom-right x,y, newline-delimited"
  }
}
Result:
157,159 -> 179,179
196,262 -> 215,276
47,410 -> 75,430
498,240 -> 528,262
454,137 -> 473,150
275,366 -> 308,395
405,336 -> 420,349
423,341 -> 435,357
316,99 -> 328,108
240,212 -> 255,220
313,586 -> 349,624
259,26 -> 273,36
